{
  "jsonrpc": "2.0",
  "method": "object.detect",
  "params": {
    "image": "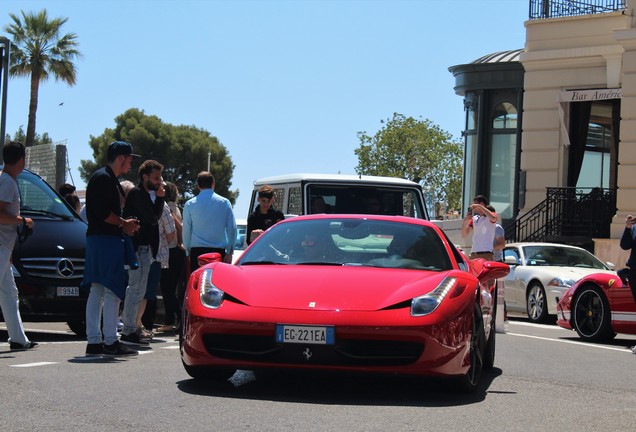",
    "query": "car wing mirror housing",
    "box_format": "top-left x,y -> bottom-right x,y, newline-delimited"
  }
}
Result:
198,252 -> 223,266
477,261 -> 510,284
504,256 -> 519,266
